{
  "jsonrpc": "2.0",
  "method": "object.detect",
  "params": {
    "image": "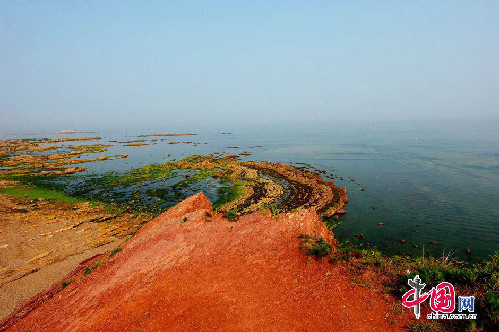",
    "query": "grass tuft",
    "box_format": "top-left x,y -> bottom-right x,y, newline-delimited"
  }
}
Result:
299,234 -> 331,257
224,209 -> 237,221
109,247 -> 122,257
61,279 -> 75,290
84,258 -> 102,276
